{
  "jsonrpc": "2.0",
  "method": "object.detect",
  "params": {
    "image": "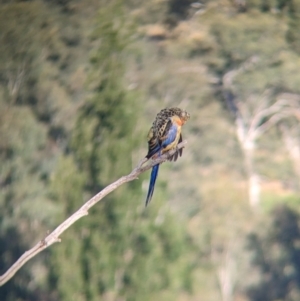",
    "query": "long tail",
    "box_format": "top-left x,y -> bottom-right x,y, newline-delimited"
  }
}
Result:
145,164 -> 160,206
